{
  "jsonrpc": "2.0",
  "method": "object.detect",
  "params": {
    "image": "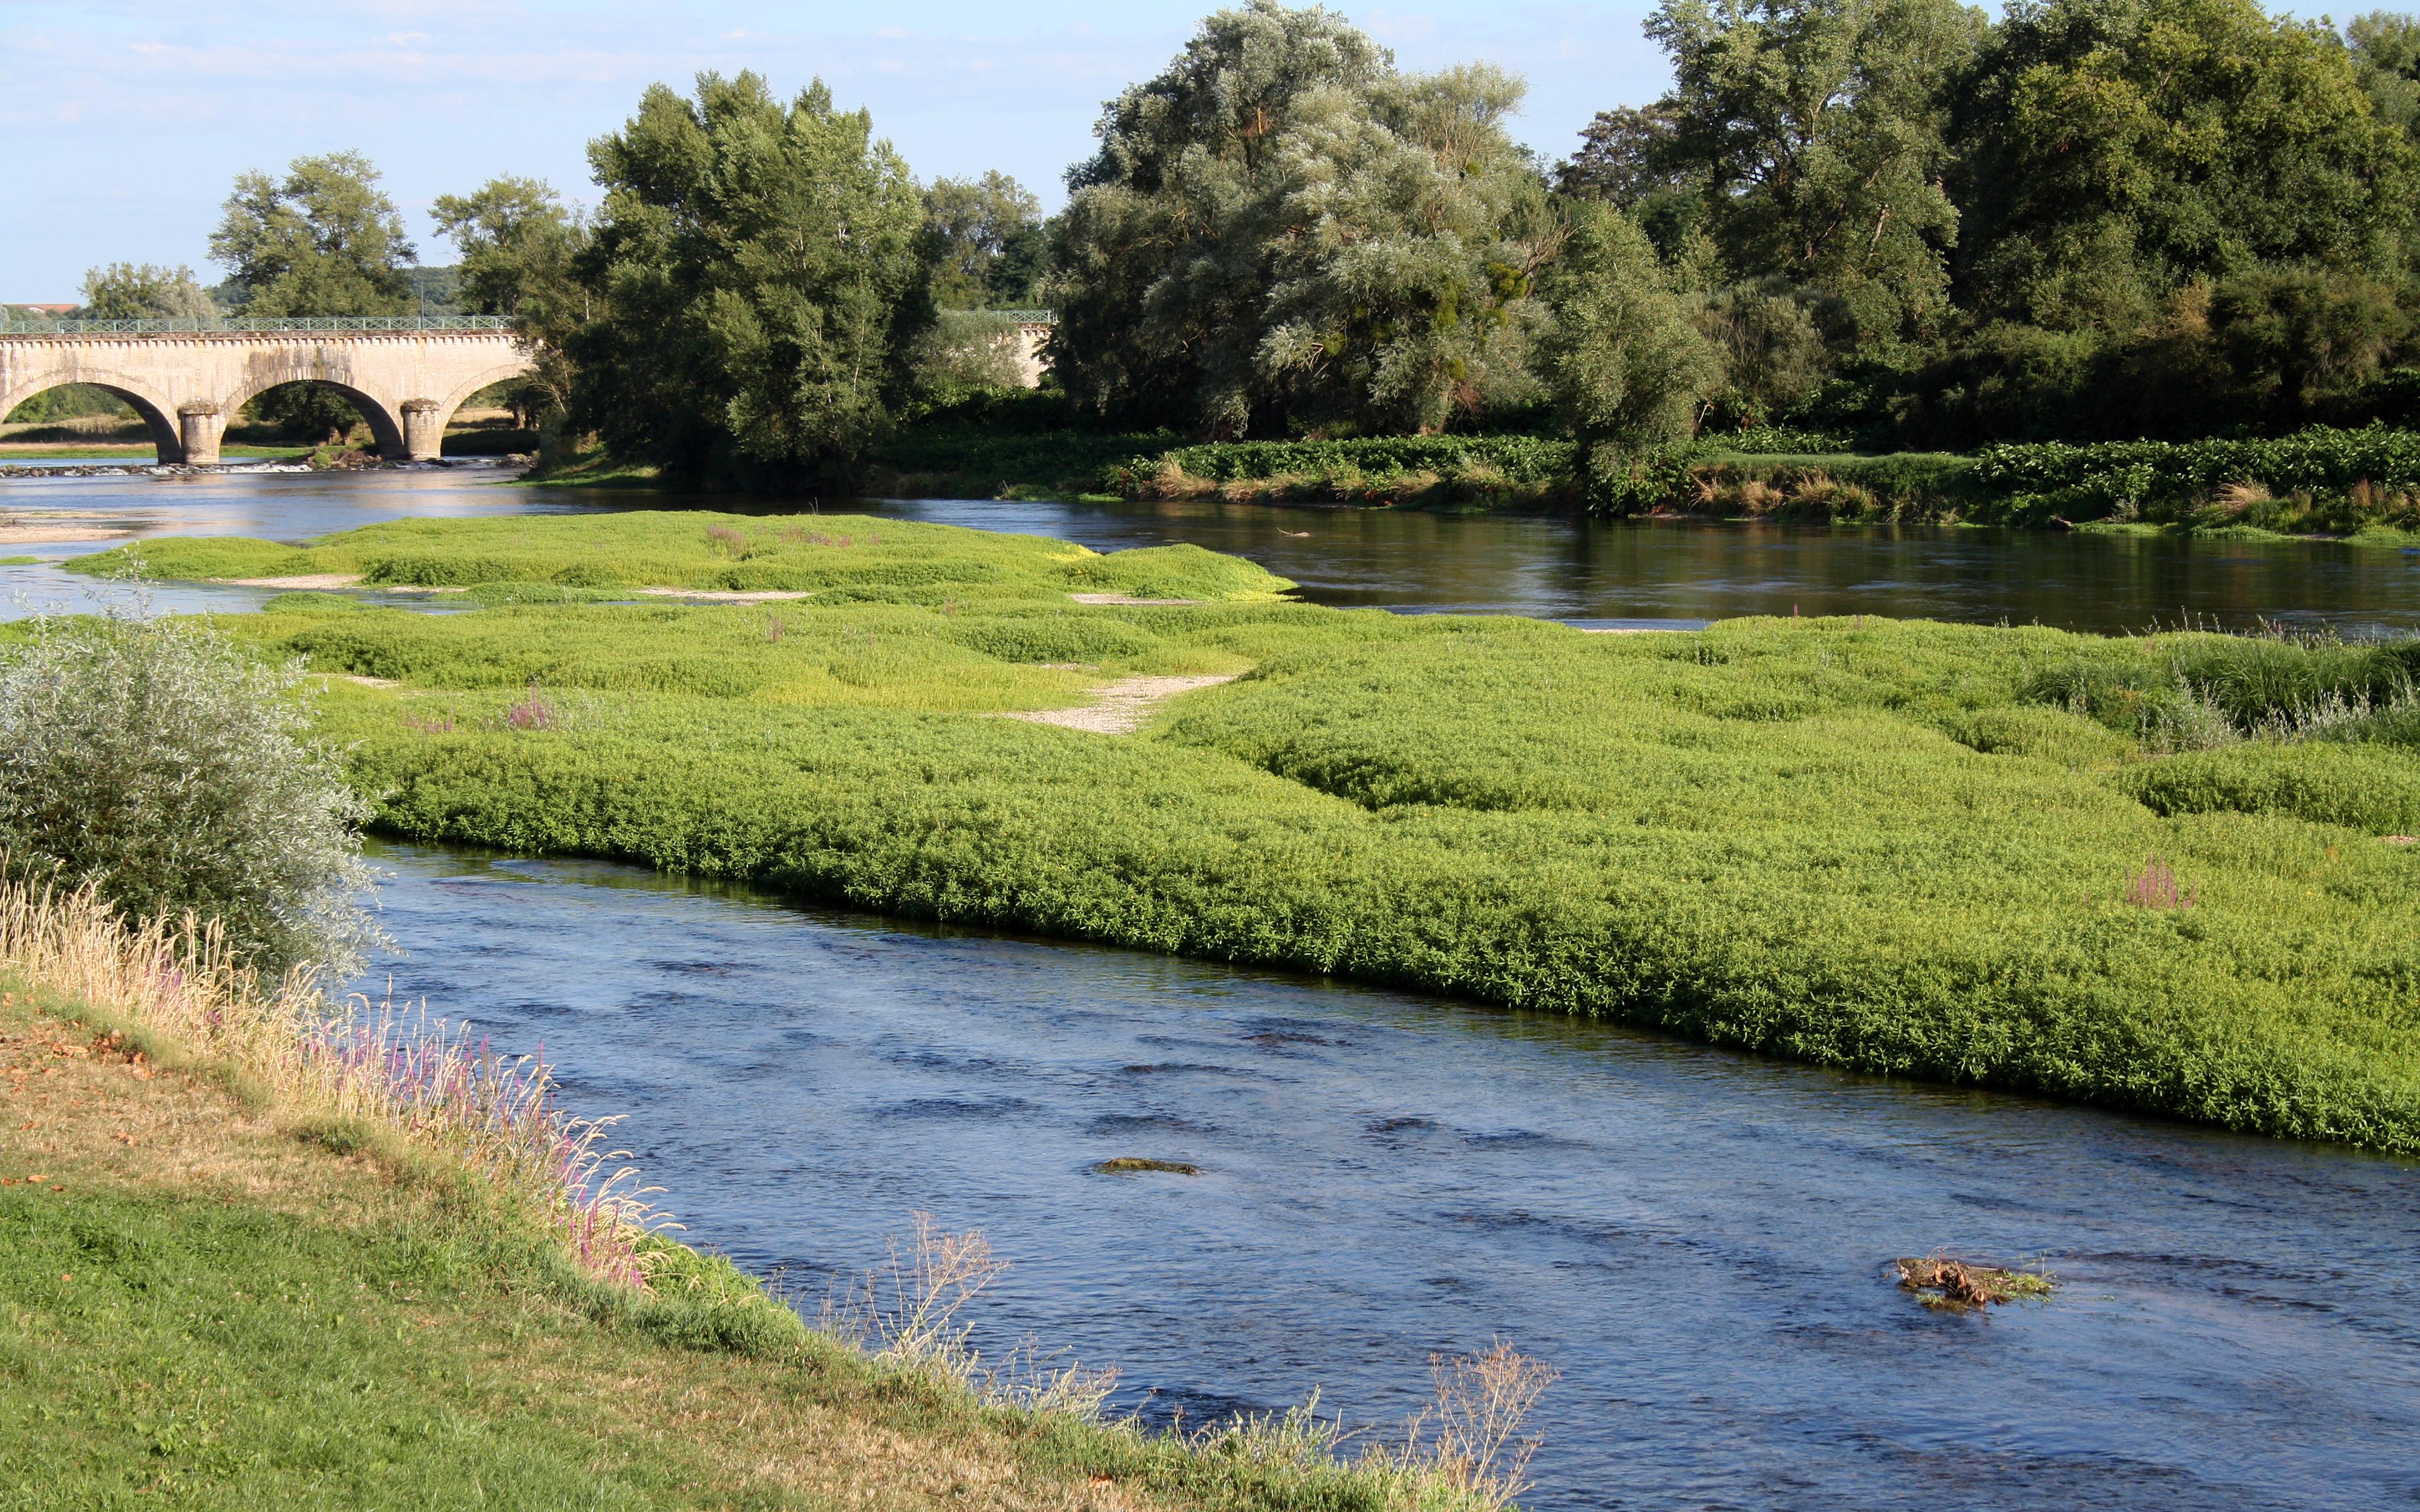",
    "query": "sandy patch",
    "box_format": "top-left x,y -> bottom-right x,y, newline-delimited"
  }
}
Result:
634,587 -> 817,602
221,573 -> 363,590
0,521 -> 129,546
334,674 -> 399,688
1068,592 -> 1200,606
1008,673 -> 1238,735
